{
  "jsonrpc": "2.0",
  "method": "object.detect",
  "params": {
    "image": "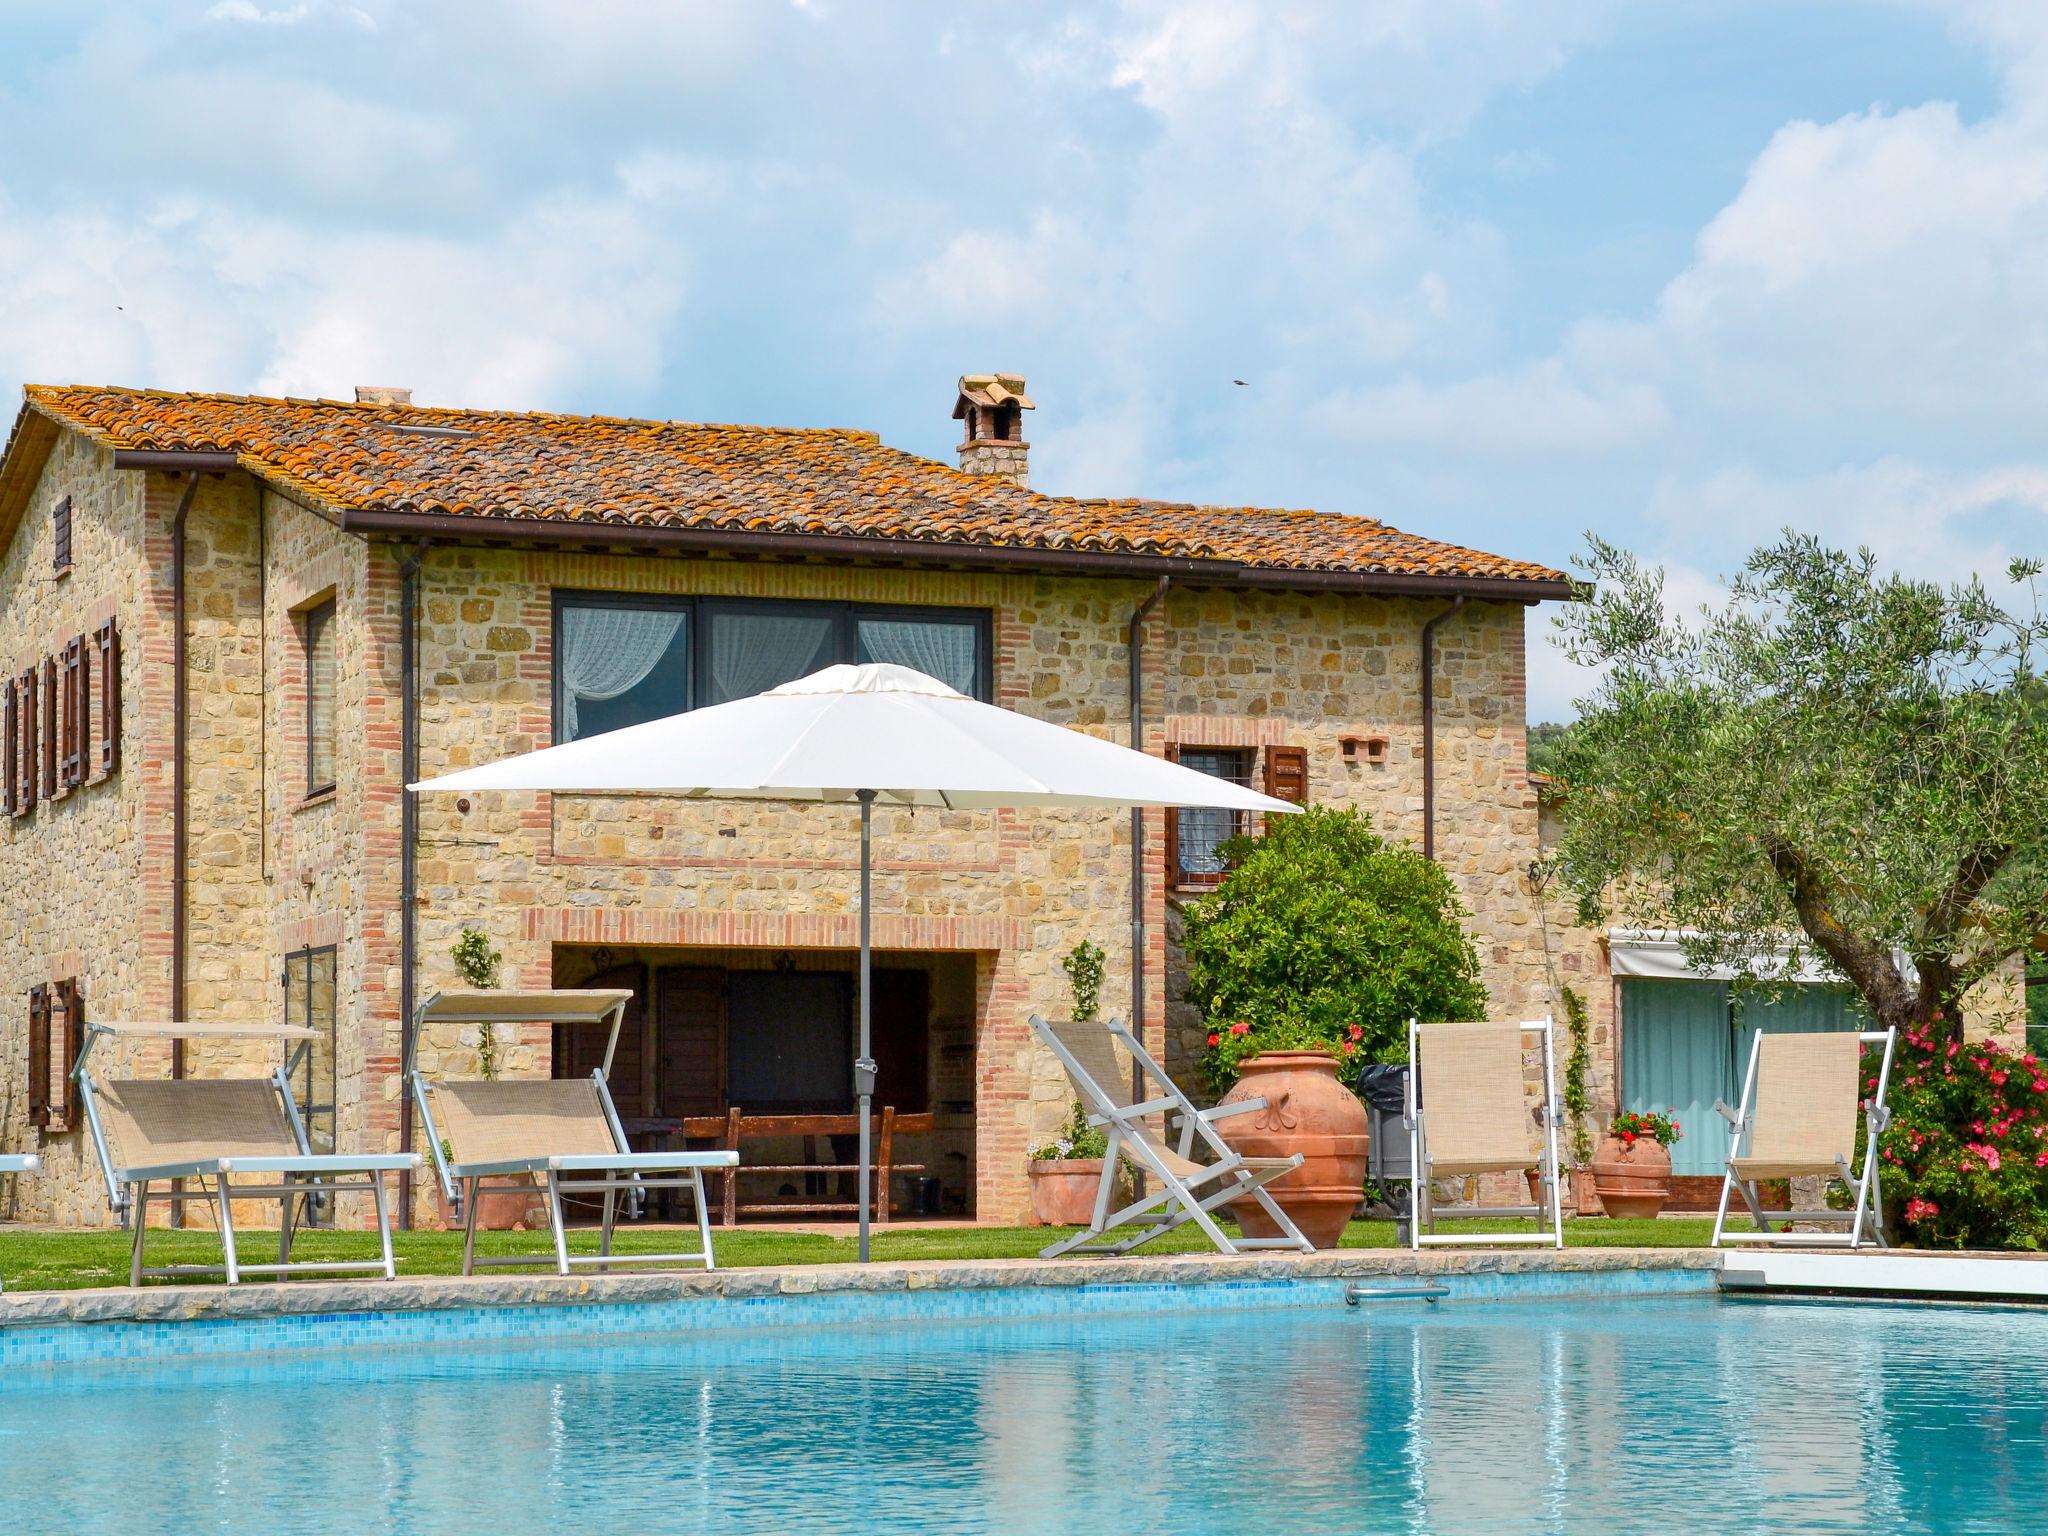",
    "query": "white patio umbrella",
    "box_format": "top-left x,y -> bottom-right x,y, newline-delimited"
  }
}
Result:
411,662 -> 1297,1259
